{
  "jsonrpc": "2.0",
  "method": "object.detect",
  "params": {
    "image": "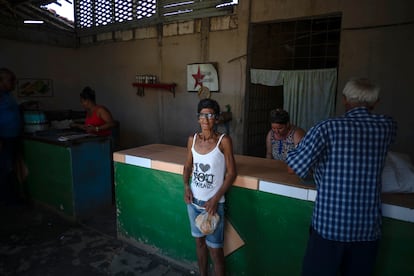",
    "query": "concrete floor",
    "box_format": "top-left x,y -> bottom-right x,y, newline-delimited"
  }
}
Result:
0,202 -> 198,276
